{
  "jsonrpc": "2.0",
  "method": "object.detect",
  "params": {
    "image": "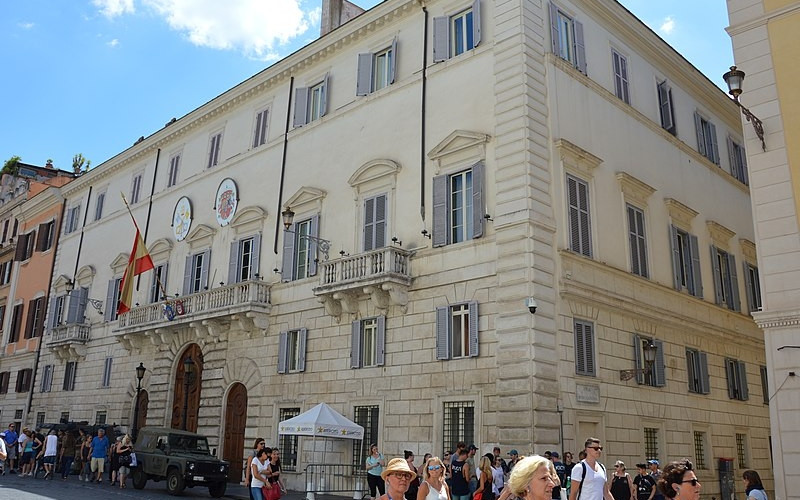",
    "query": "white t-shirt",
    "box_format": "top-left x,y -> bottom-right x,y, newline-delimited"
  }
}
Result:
44,434 -> 58,457
571,461 -> 607,500
0,437 -> 7,459
491,466 -> 505,495
251,457 -> 270,488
